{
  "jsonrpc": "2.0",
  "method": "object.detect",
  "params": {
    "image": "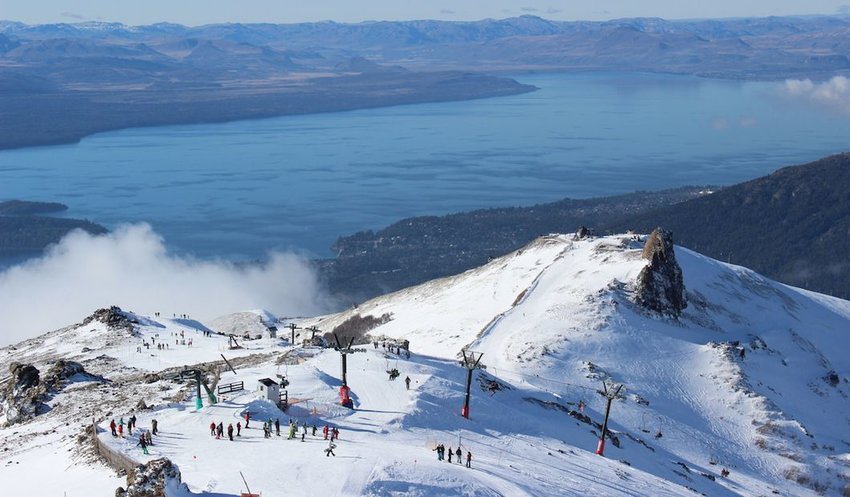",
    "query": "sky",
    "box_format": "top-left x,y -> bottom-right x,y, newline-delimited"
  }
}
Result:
2,0 -> 850,26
